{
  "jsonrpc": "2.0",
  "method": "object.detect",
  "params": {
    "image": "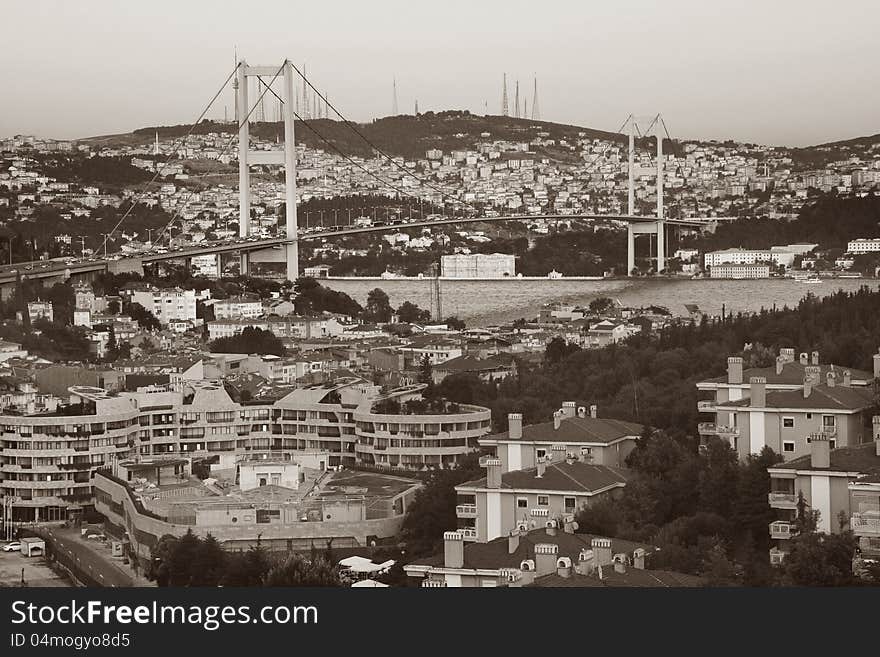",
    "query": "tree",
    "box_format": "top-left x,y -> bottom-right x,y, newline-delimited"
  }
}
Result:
779,530 -> 859,586
263,550 -> 343,587
418,354 -> 433,386
544,337 -> 580,364
107,299 -> 120,315
209,327 -> 285,356
189,534 -> 226,586
588,297 -> 614,314
397,300 -> 431,324
363,288 -> 393,324
443,316 -> 466,330
221,544 -> 271,587
128,302 -> 161,331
